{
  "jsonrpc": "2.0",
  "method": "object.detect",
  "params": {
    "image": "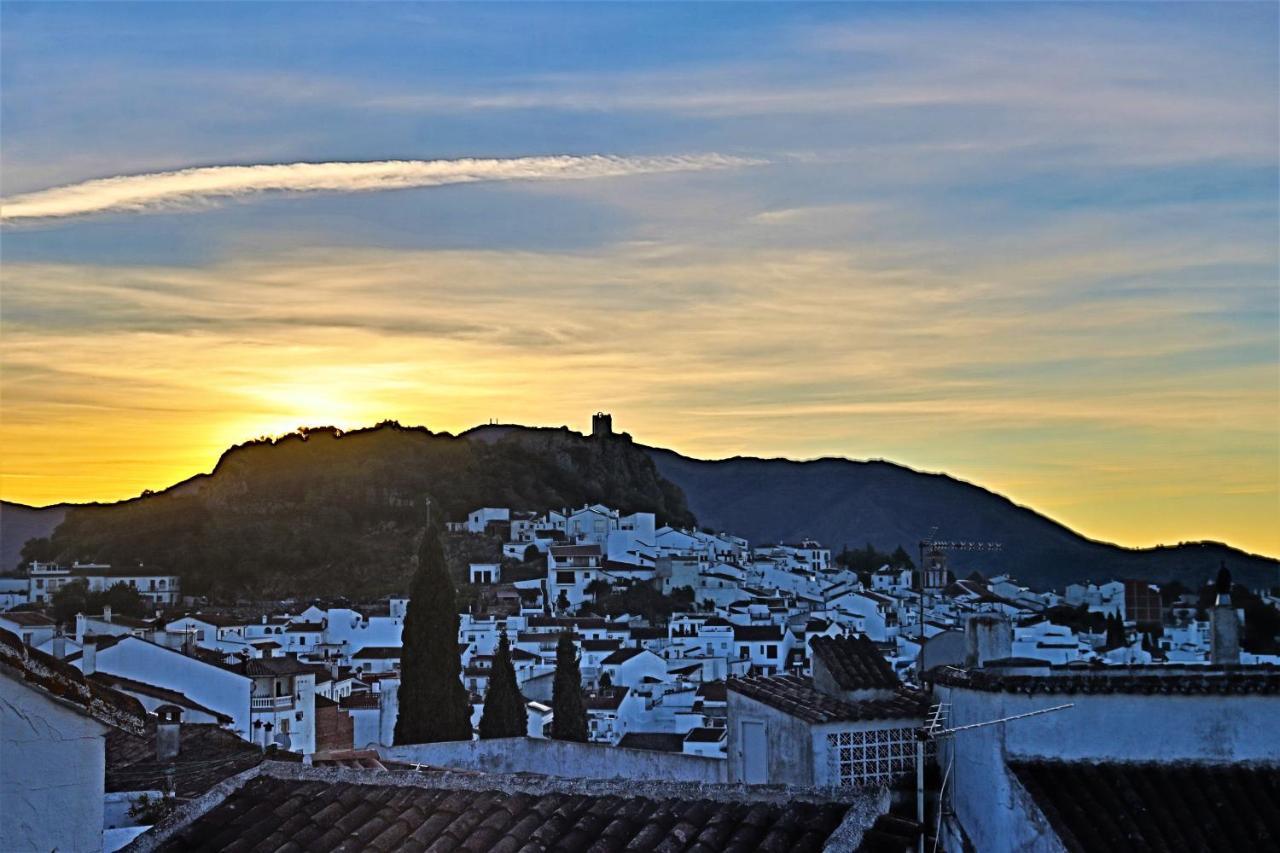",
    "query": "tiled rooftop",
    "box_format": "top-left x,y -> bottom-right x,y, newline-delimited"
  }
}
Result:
0,627 -> 146,735
728,674 -> 926,725
144,768 -> 852,852
810,635 -> 900,692
1011,760 -> 1280,852
929,663 -> 1280,696
107,722 -> 297,798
